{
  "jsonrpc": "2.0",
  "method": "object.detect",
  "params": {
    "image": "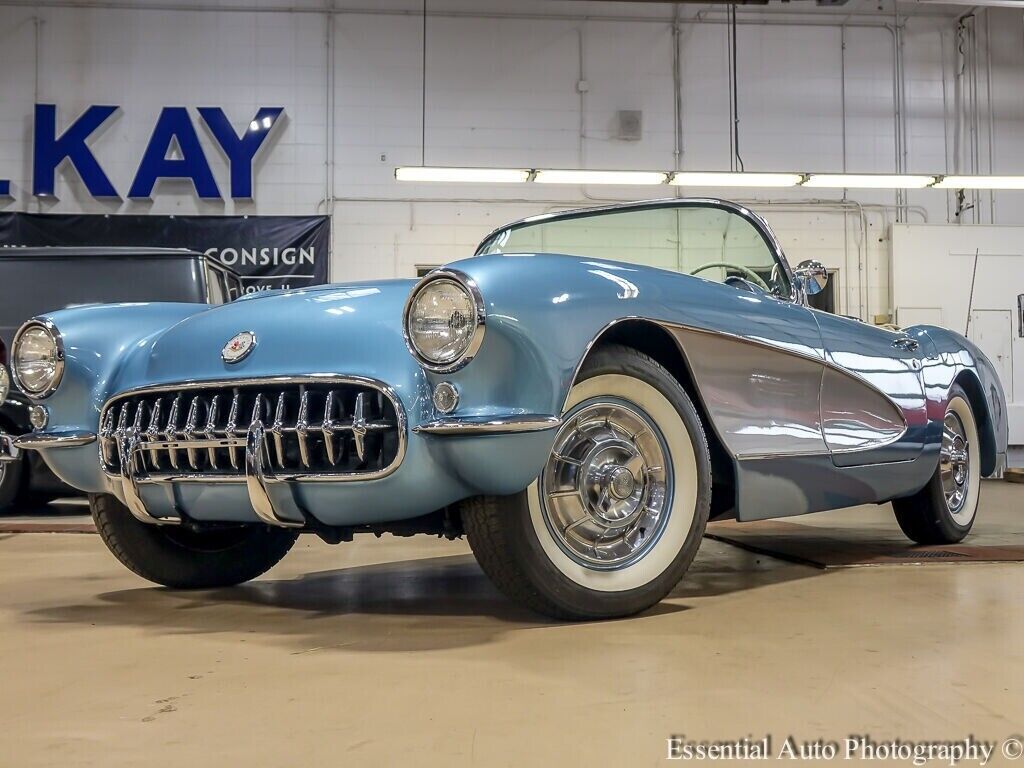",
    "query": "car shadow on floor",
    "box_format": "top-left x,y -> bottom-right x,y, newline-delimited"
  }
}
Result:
27,544 -> 819,653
